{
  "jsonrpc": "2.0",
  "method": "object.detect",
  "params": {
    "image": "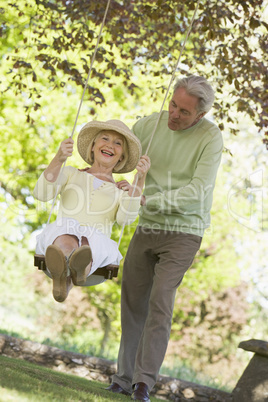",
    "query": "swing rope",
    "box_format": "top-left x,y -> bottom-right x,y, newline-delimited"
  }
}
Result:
46,0 -> 111,225
144,0 -> 201,156
117,0 -> 201,248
